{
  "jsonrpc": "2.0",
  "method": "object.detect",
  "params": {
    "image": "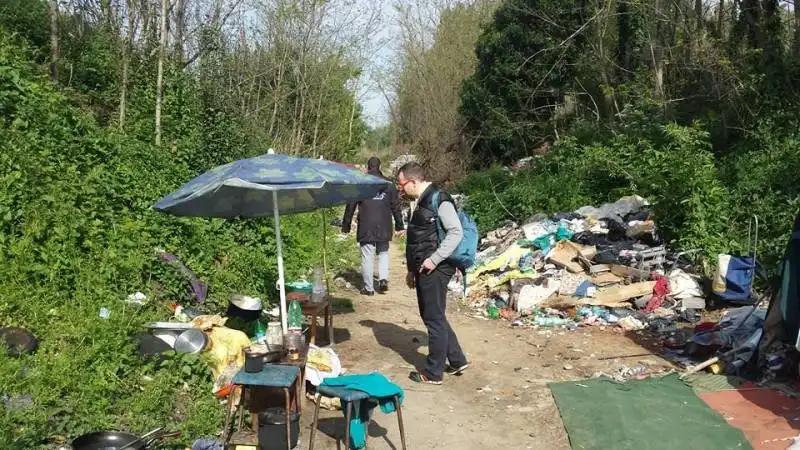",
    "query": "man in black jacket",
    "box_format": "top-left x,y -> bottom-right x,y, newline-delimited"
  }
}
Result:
397,161 -> 468,385
342,157 -> 405,295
